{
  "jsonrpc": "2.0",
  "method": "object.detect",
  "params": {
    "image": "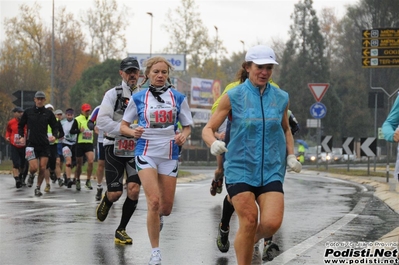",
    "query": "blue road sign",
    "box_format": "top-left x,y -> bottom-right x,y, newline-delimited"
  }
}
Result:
310,102 -> 327,119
